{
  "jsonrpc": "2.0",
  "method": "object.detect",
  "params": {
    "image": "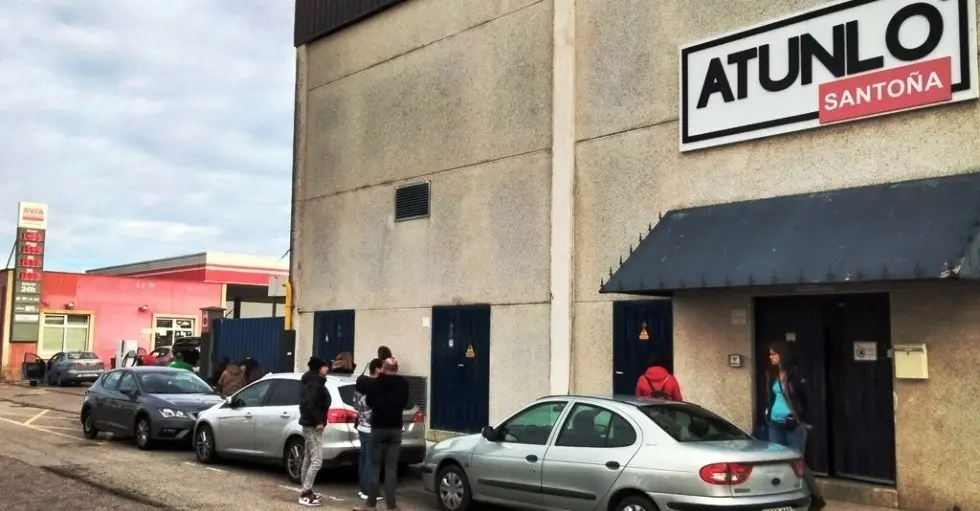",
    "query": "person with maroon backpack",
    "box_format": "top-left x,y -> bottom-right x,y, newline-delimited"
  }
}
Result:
635,355 -> 683,401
